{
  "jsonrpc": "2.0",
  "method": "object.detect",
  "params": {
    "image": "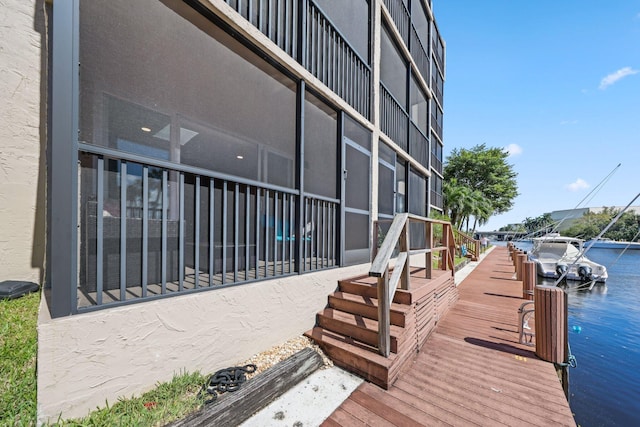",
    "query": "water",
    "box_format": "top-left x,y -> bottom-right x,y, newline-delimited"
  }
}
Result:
510,243 -> 640,426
